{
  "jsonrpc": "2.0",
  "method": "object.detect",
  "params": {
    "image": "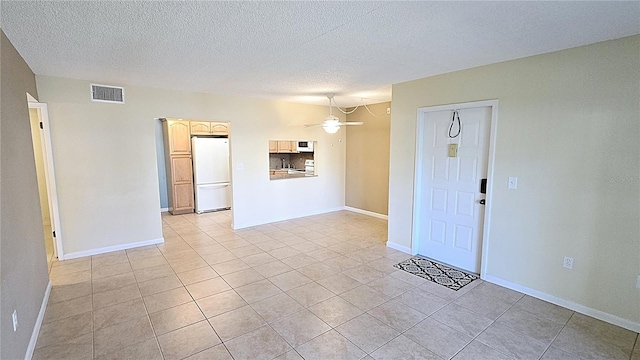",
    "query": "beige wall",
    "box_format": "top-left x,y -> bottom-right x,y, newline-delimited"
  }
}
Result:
345,102 -> 391,215
35,76 -> 347,256
389,35 -> 640,327
1,30 -> 50,360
